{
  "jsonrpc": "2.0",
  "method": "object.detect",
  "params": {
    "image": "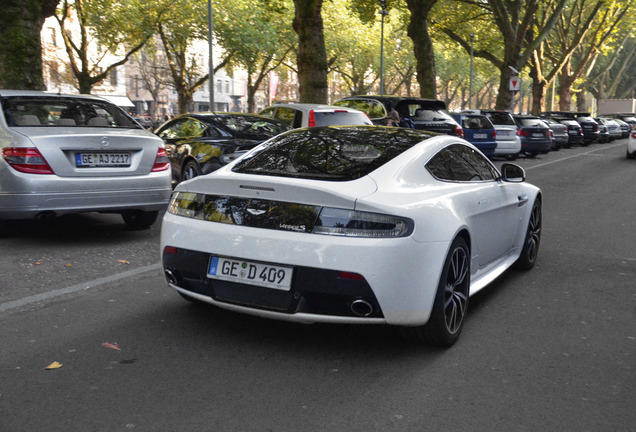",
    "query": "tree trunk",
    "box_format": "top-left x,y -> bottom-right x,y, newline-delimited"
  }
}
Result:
293,0 -> 328,103
405,0 -> 438,99
0,0 -> 59,90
